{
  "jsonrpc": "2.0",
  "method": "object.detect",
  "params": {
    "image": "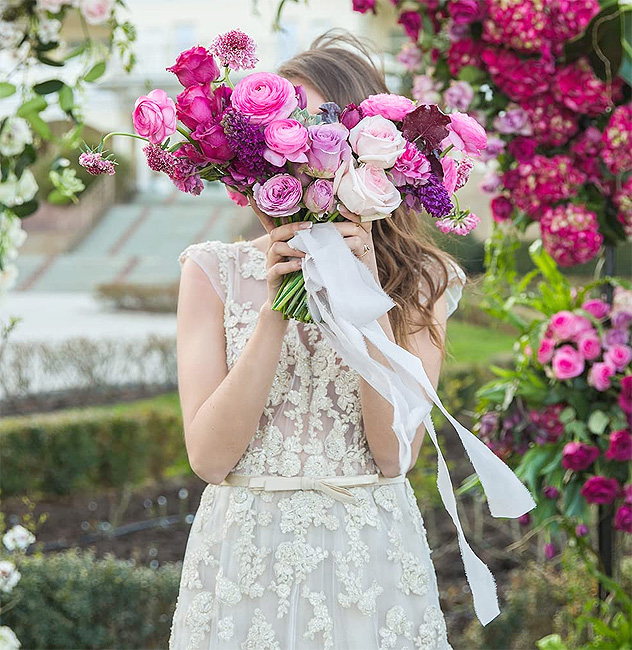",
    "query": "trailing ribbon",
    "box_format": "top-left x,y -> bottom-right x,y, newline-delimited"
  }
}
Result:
288,222 -> 537,627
